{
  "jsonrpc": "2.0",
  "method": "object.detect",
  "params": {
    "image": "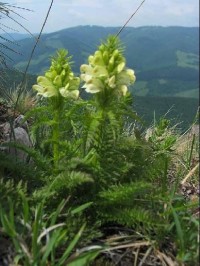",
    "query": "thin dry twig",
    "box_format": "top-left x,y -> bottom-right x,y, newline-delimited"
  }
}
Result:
105,234 -> 139,243
134,247 -> 140,266
181,163 -> 199,185
106,241 -> 152,251
138,246 -> 153,266
156,250 -> 178,266
116,0 -> 146,37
